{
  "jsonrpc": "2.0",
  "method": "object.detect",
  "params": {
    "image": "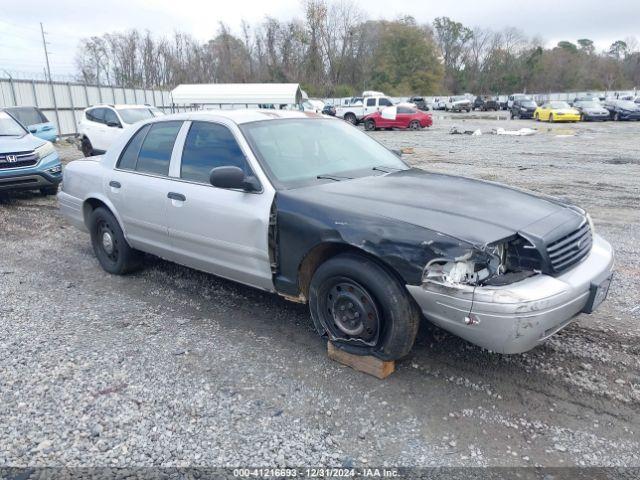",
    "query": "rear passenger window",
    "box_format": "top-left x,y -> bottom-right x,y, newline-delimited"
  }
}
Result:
135,121 -> 182,176
117,124 -> 150,170
366,98 -> 375,107
180,122 -> 248,183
